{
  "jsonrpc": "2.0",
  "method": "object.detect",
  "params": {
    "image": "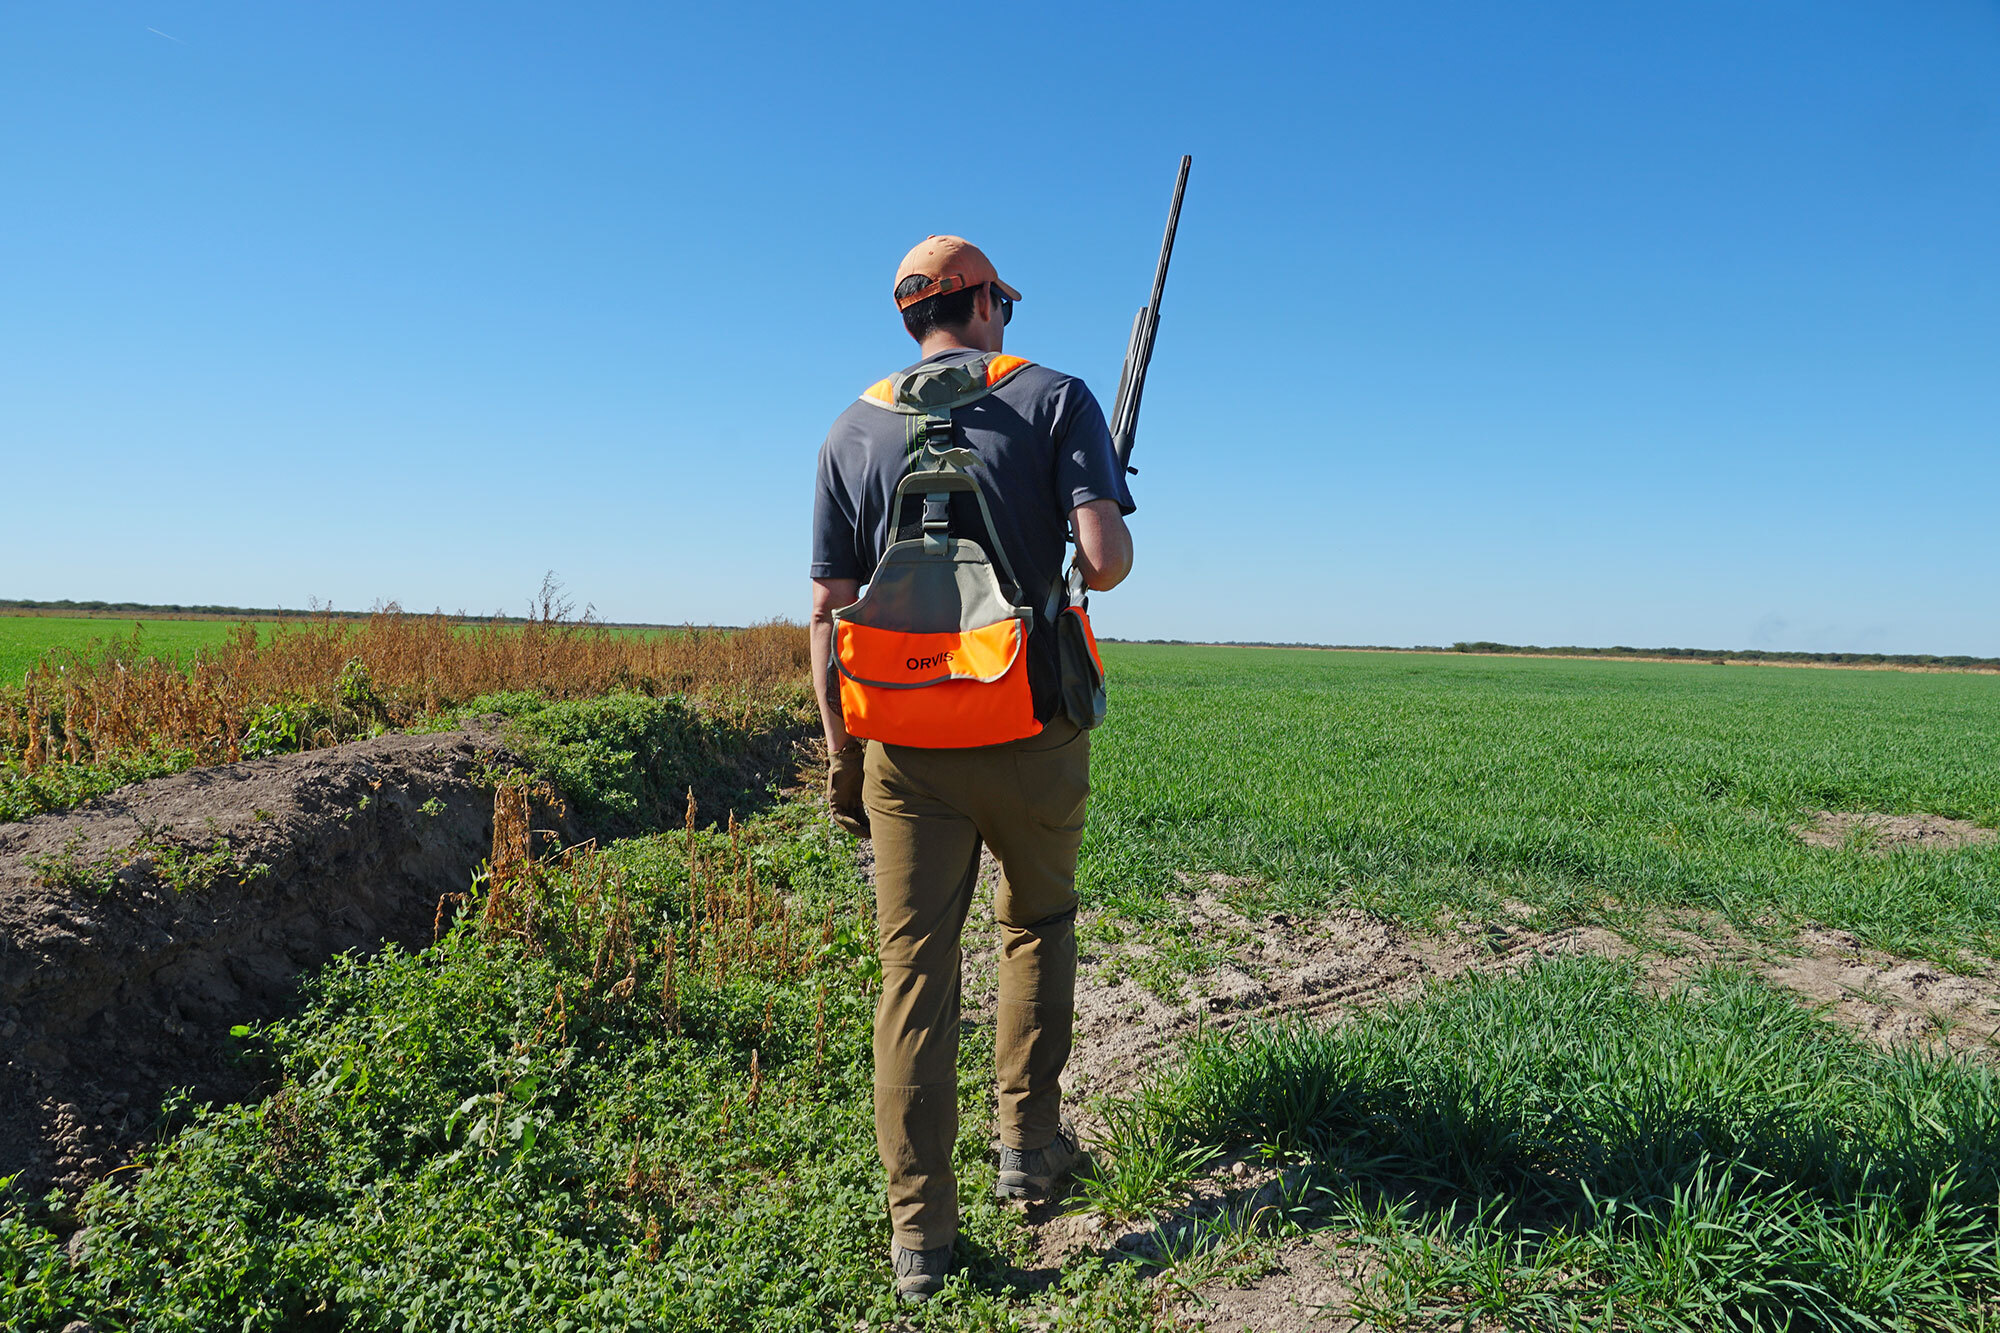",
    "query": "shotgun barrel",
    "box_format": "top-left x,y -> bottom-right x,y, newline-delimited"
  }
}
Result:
1108,154 -> 1192,471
